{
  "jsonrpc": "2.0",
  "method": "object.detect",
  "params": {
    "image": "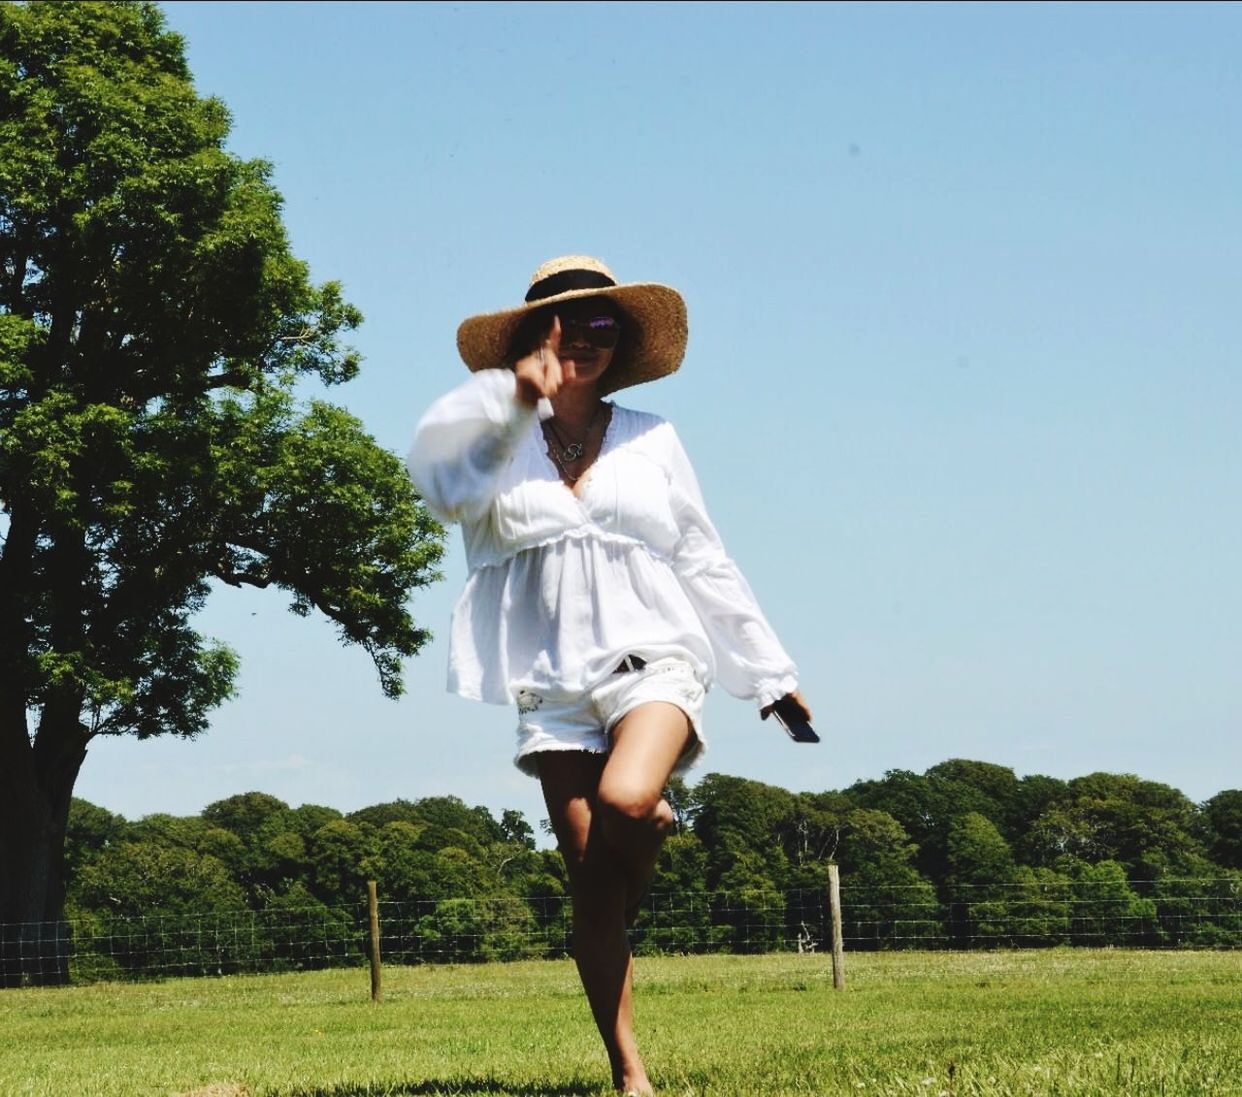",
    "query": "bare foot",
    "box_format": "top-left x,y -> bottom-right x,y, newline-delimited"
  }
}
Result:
614,1055 -> 654,1096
